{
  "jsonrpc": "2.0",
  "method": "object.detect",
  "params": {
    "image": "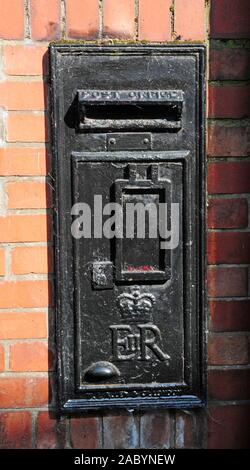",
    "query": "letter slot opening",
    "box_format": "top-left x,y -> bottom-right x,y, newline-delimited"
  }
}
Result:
78,89 -> 184,131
